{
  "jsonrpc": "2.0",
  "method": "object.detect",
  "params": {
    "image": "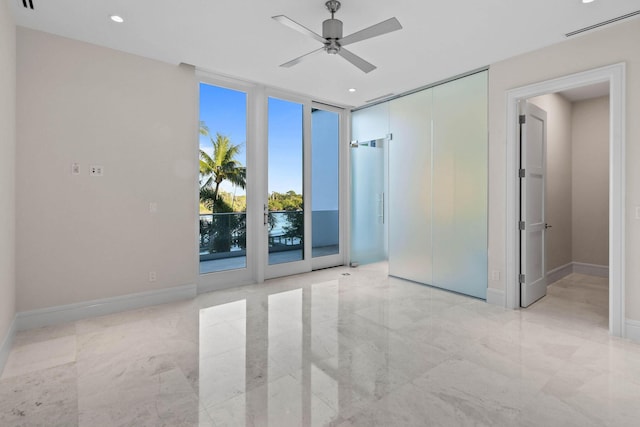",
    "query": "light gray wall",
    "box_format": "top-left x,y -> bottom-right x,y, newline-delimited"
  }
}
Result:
16,28 -> 198,311
488,18 -> 640,319
0,1 -> 17,341
528,93 -> 573,273
528,93 -> 610,273
572,96 -> 609,266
